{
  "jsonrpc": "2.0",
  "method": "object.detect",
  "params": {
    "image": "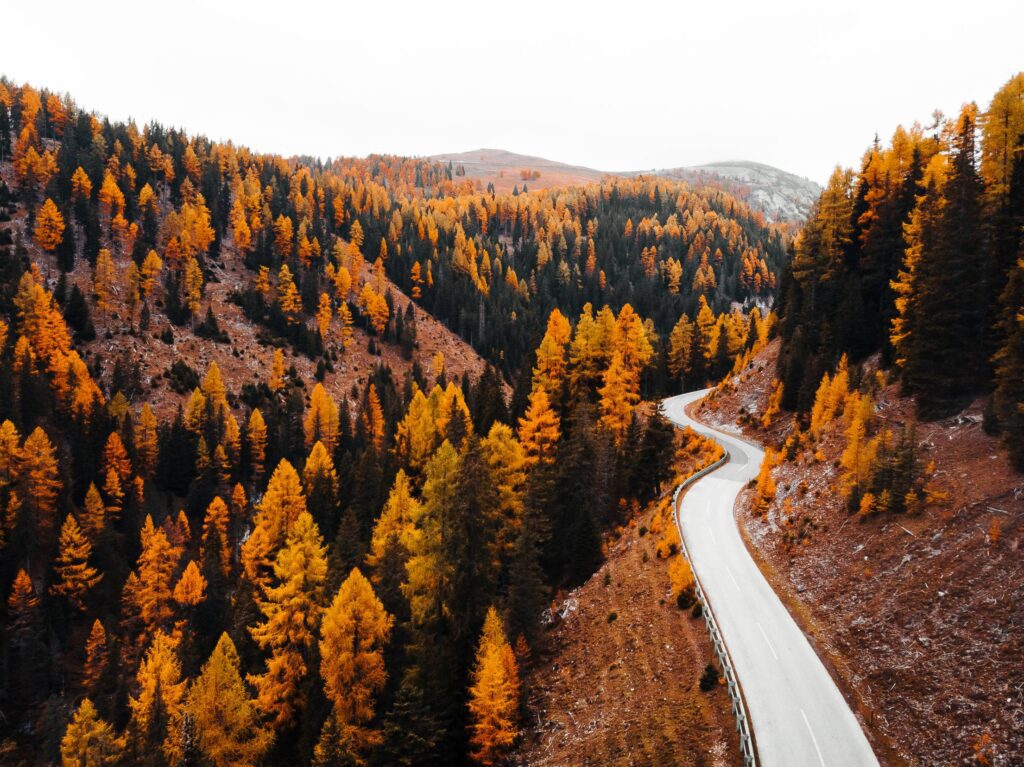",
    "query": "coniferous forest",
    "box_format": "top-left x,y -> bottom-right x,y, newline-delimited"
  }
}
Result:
0,77 -> 781,766
776,73 -> 1024,470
